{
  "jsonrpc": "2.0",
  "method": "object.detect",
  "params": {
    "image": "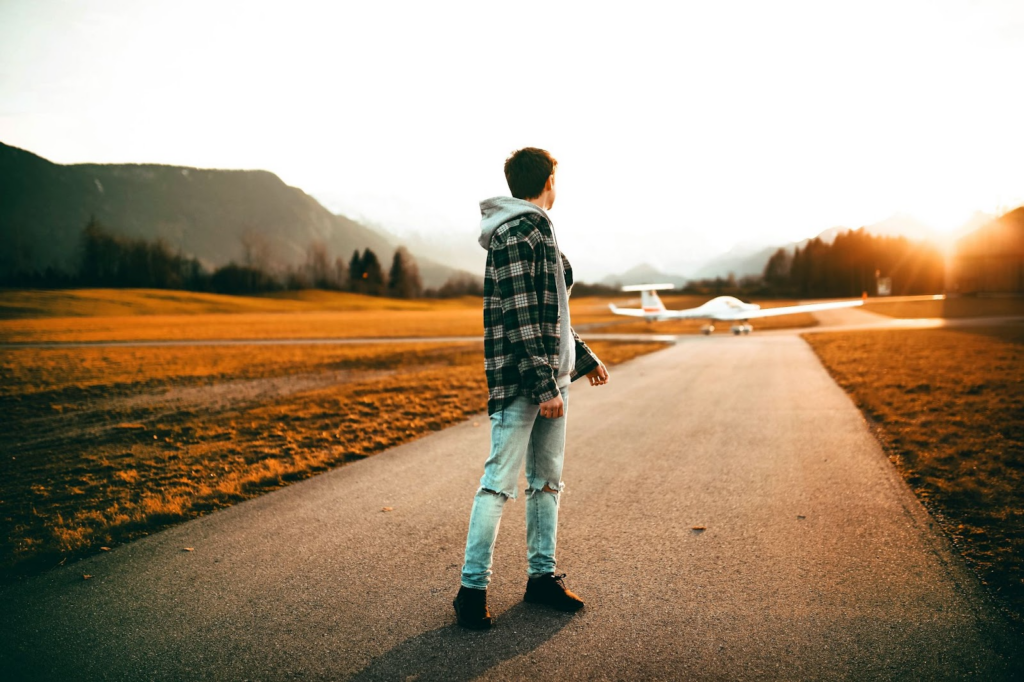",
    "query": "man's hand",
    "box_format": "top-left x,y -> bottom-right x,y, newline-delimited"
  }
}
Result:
539,394 -> 564,419
587,364 -> 609,386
